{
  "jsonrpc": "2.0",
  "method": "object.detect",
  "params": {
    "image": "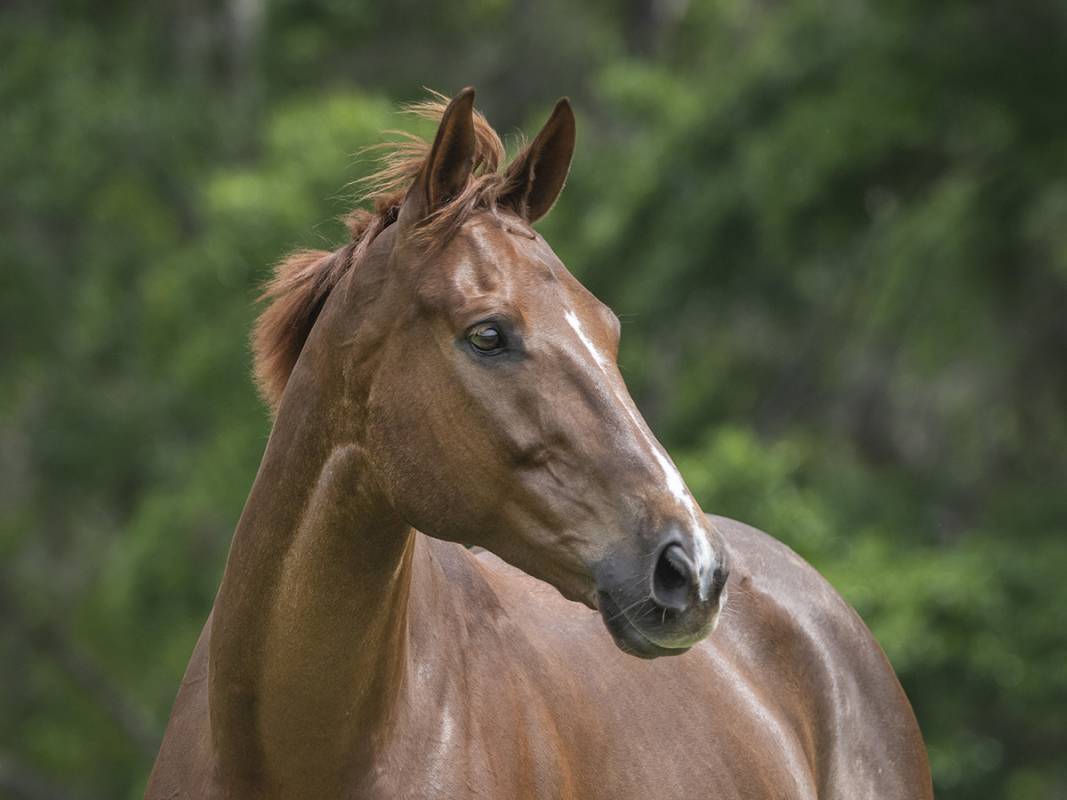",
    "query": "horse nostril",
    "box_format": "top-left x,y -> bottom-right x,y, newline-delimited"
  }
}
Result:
651,543 -> 693,612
